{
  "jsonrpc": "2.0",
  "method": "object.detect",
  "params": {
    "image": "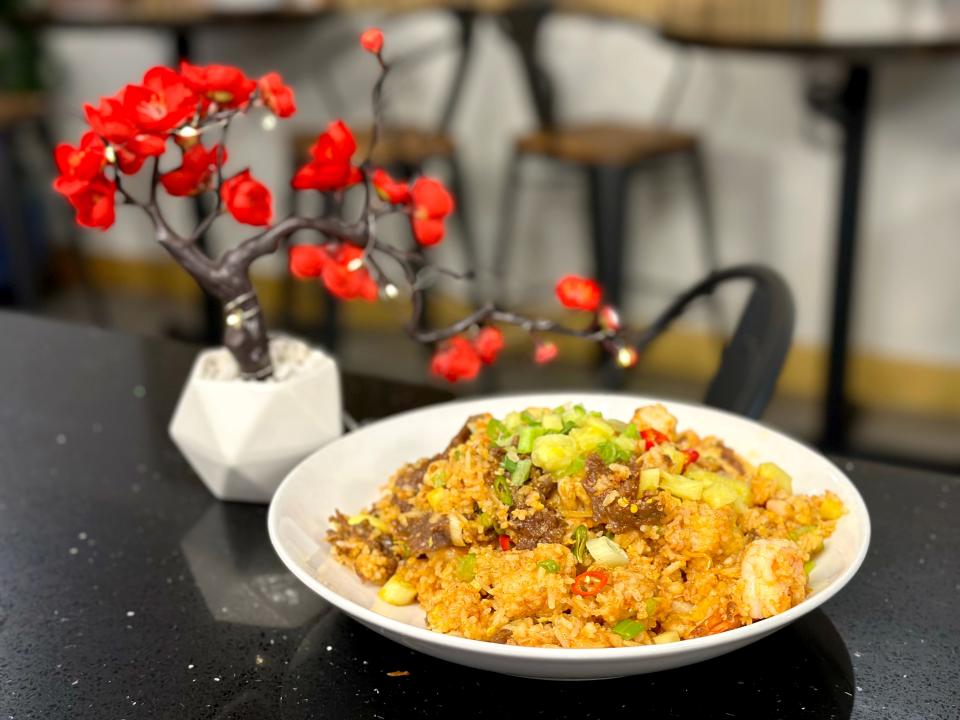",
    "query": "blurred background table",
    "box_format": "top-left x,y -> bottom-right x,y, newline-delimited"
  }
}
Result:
0,310 -> 957,718
657,10 -> 960,454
